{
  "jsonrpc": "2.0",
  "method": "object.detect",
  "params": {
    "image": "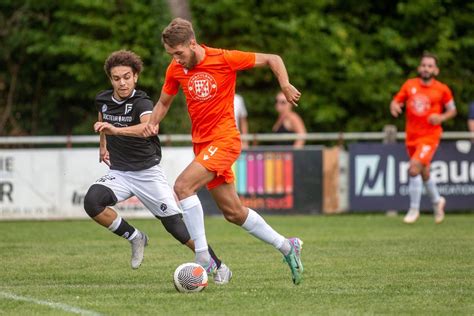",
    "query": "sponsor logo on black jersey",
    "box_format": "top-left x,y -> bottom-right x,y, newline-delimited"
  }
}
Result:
125,103 -> 133,115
